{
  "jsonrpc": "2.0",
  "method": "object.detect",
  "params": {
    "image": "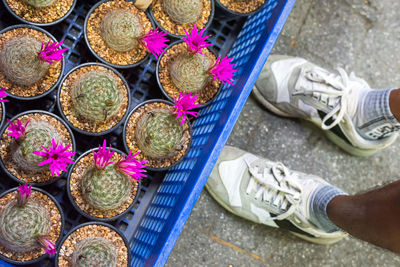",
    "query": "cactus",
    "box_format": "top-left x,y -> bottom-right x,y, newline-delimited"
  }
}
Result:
82,164 -> 132,211
163,0 -> 202,24
0,199 -> 51,252
22,0 -> 57,8
72,70 -> 123,123
135,108 -> 184,159
169,52 -> 211,93
71,237 -> 117,267
0,36 -> 50,86
12,121 -> 62,173
100,9 -> 143,53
